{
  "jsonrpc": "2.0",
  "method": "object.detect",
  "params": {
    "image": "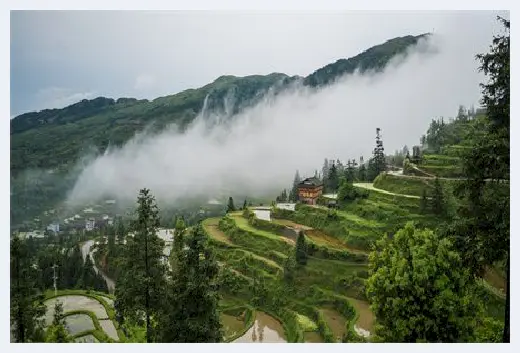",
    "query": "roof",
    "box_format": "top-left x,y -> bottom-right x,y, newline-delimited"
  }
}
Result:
298,177 -> 323,187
